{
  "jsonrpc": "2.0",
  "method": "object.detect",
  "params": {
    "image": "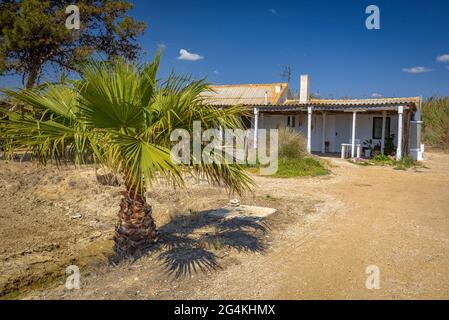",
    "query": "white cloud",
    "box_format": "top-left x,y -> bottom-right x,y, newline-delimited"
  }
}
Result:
177,49 -> 204,61
402,66 -> 432,74
213,70 -> 219,75
269,8 -> 277,14
436,54 -> 449,63
371,93 -> 383,98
